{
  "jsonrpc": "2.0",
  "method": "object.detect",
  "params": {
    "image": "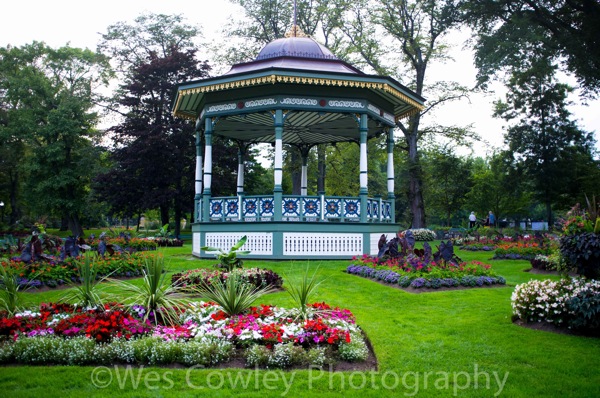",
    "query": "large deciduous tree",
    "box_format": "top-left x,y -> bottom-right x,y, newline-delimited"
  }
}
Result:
97,14 -> 211,237
343,0 -> 467,228
494,56 -> 596,227
0,42 -> 111,235
461,0 -> 600,94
